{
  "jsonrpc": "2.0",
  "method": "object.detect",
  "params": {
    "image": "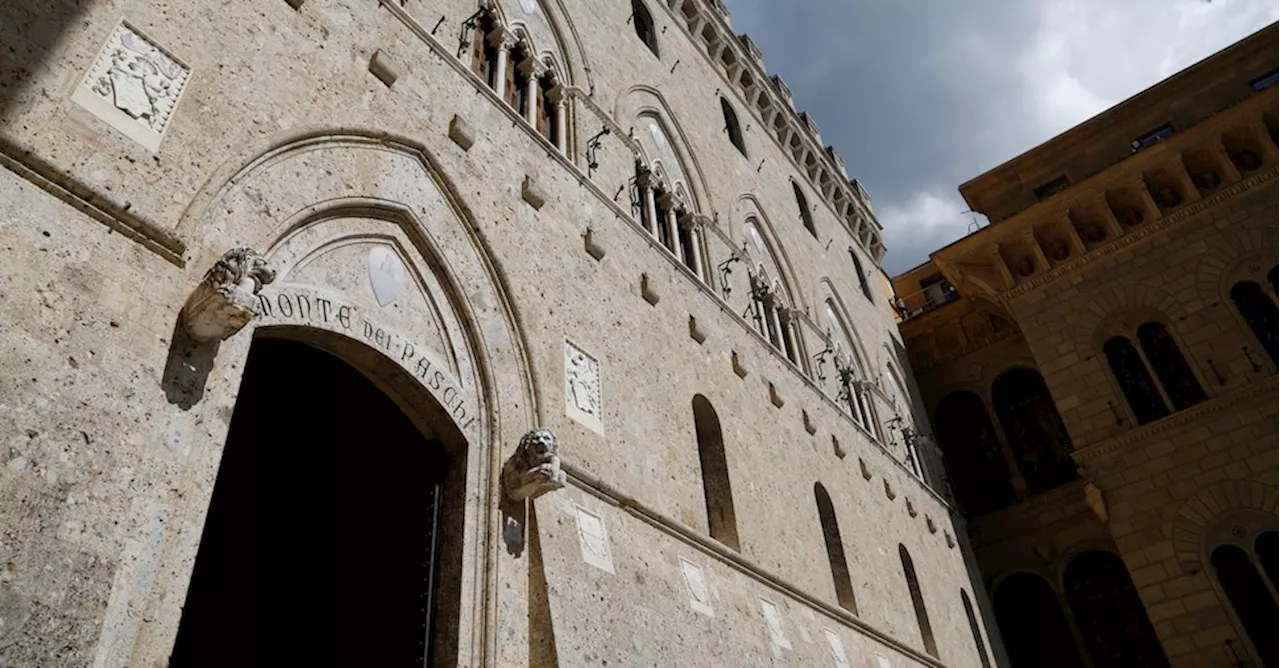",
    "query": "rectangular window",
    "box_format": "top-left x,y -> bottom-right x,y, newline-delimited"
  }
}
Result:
1250,70 -> 1278,92
1131,123 -> 1175,152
